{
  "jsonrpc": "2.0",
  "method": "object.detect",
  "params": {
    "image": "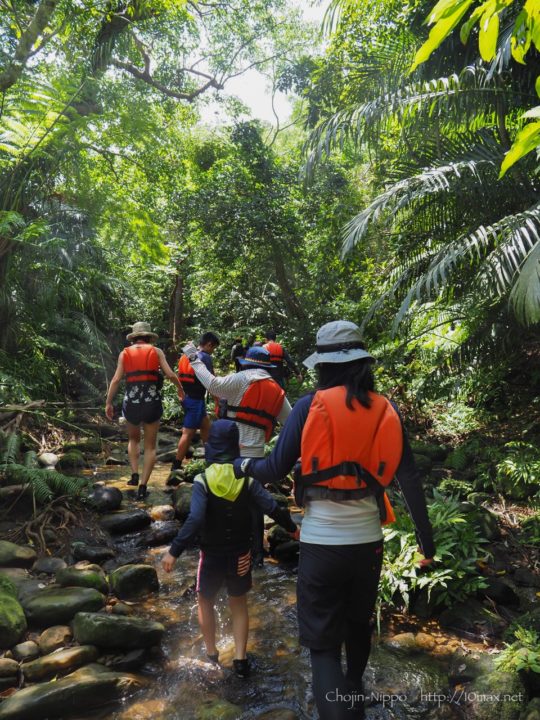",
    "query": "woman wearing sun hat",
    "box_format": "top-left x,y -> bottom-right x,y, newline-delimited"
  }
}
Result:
233,320 -> 435,719
105,322 -> 185,500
